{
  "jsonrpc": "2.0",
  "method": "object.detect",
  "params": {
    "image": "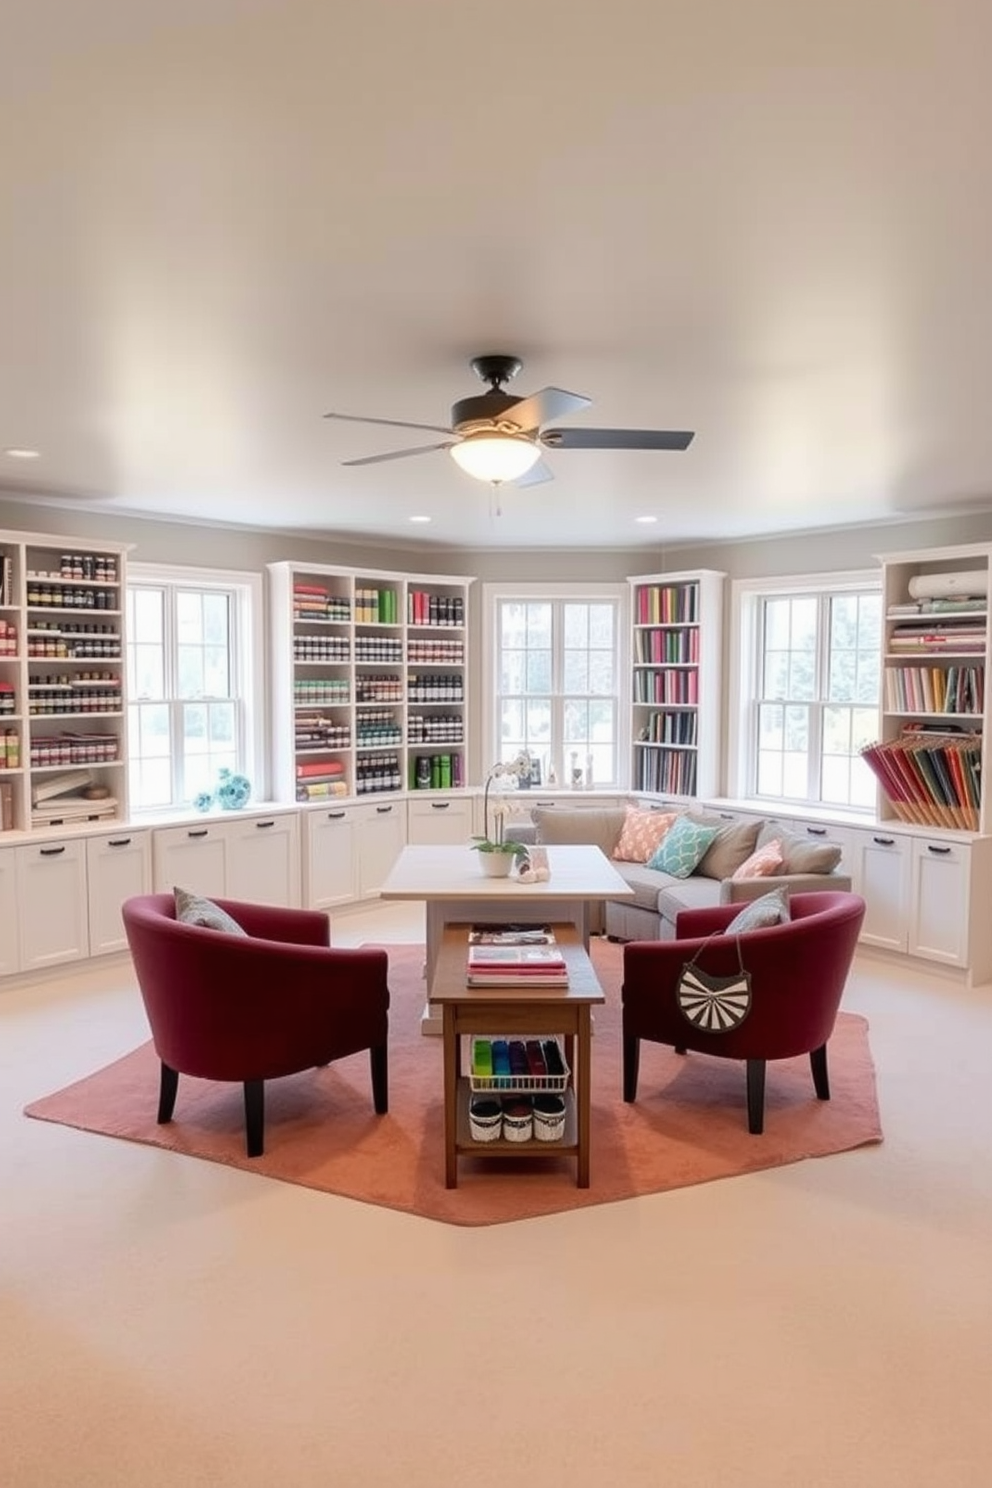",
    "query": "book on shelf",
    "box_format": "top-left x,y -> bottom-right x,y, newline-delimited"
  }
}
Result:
466,969 -> 570,988
466,944 -> 567,970
861,732 -> 981,831
468,923 -> 556,945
